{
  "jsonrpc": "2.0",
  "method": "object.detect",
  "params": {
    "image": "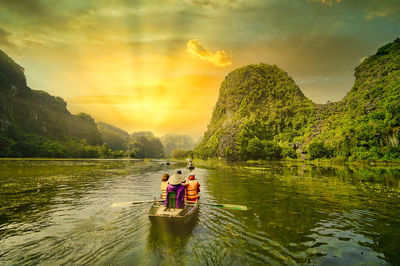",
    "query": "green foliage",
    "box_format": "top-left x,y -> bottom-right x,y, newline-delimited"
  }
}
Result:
46,142 -> 68,158
308,141 -> 333,160
97,122 -> 129,151
0,134 -> 14,156
0,49 -> 27,95
195,63 -> 314,161
196,39 -> 400,162
100,143 -> 111,158
0,48 -> 125,158
170,149 -> 189,159
281,145 -> 298,159
126,132 -> 164,158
